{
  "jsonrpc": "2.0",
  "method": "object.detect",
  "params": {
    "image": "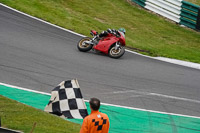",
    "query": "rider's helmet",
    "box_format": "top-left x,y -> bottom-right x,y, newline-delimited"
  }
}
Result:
118,28 -> 126,34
